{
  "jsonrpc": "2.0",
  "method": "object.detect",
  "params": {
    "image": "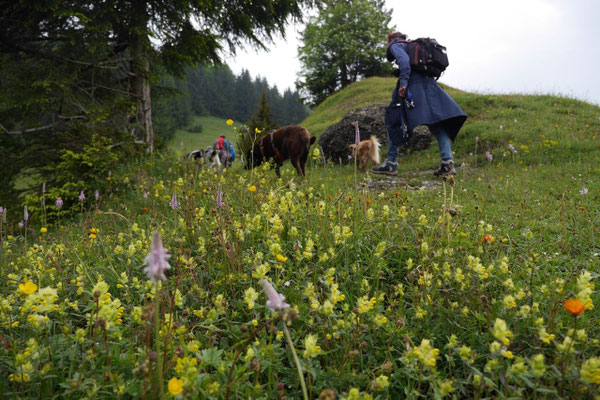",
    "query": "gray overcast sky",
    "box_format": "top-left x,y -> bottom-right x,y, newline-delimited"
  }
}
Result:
227,0 -> 600,106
